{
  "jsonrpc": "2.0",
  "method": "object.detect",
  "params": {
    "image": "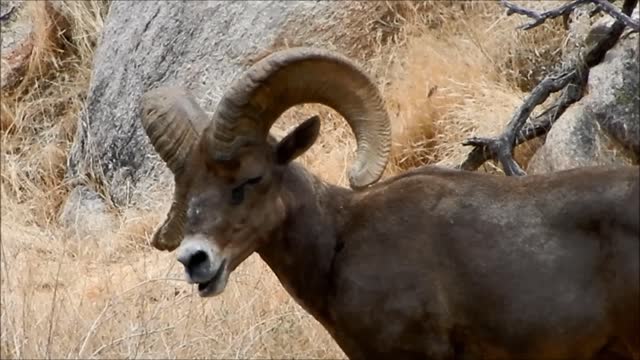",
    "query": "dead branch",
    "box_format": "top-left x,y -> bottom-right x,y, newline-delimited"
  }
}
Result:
502,0 -> 590,30
501,0 -> 639,31
460,72 -> 586,175
591,0 -> 640,31
462,70 -> 576,176
459,0 -> 638,175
